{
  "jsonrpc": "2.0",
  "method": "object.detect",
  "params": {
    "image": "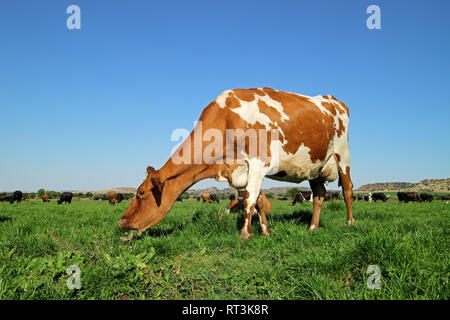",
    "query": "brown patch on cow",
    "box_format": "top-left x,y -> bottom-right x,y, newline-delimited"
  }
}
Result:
257,99 -> 282,123
233,89 -> 256,102
226,94 -> 241,109
337,118 -> 345,137
334,153 -> 341,163
238,190 -> 249,199
260,88 -> 337,162
336,100 -> 349,115
252,88 -> 265,96
321,102 -> 337,116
